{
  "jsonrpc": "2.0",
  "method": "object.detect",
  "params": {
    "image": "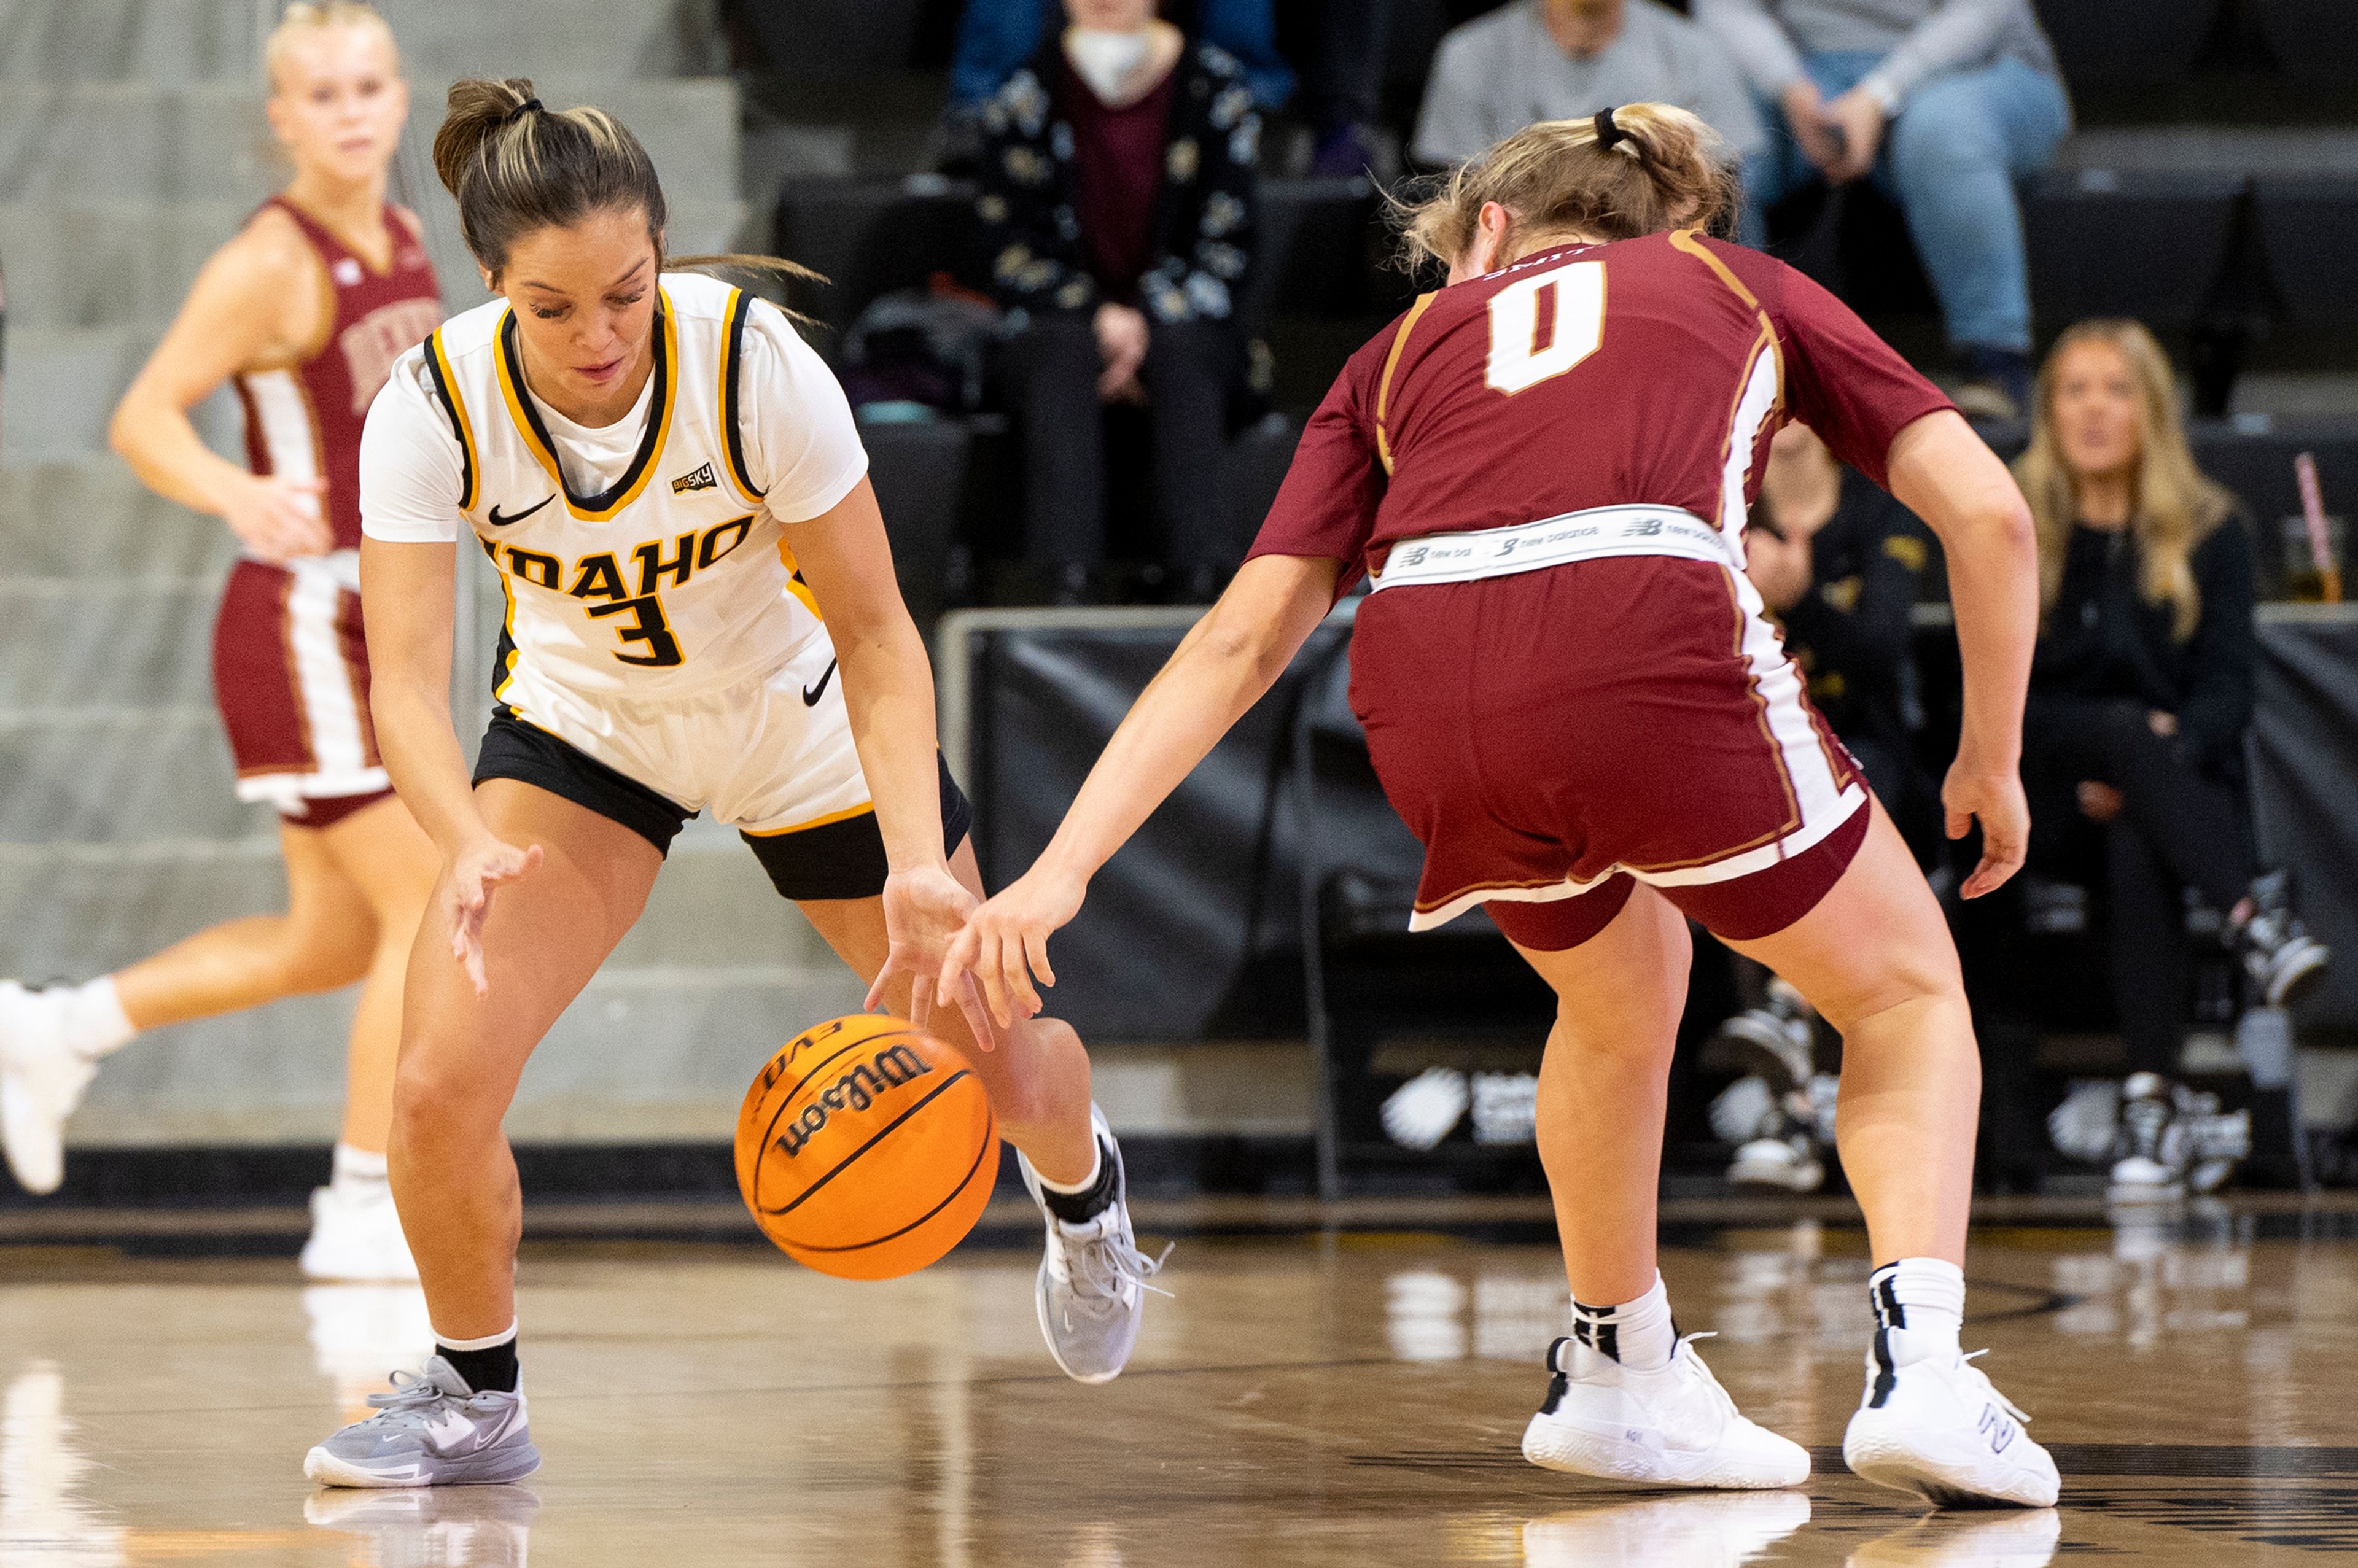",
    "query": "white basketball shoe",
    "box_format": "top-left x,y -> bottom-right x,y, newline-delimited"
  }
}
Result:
1842,1327 -> 2059,1508
0,983 -> 96,1196
300,1176 -> 420,1283
1522,1332 -> 1811,1489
